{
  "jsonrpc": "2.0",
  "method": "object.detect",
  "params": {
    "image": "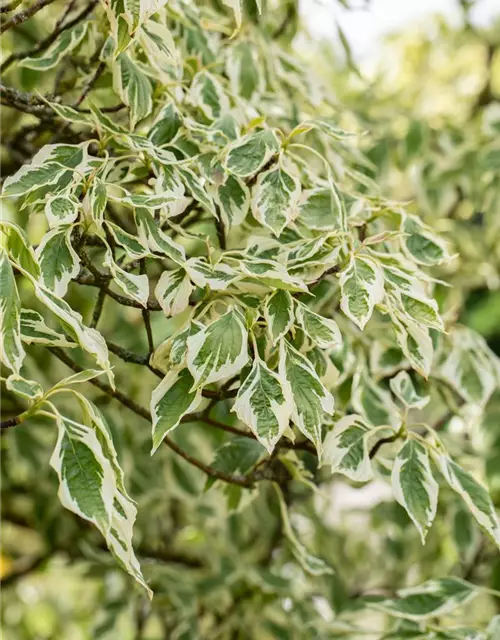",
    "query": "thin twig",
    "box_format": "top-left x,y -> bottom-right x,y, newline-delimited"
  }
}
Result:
140,261 -> 155,355
90,287 -> 106,329
1,0 -> 98,71
1,0 -> 58,34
